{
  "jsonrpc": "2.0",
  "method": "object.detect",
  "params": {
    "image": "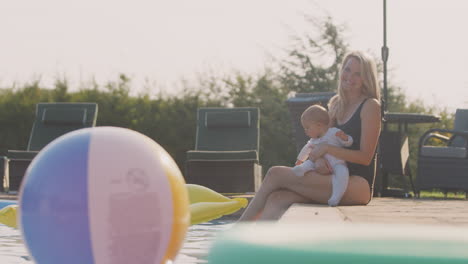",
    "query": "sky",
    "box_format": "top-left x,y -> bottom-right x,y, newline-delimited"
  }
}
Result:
1,0 -> 468,111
